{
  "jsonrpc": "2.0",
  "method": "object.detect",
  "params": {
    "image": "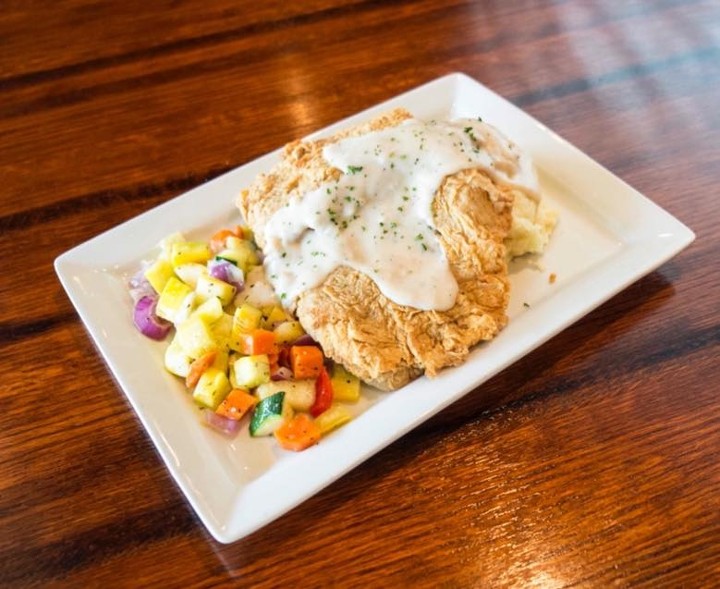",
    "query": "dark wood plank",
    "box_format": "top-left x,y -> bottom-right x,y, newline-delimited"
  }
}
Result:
1,0 -> 719,586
